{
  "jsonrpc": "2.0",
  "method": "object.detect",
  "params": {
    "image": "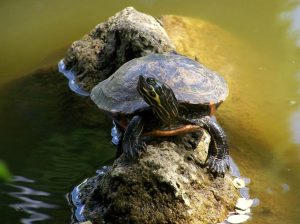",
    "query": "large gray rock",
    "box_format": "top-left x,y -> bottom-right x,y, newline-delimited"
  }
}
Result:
61,7 -> 175,93
71,133 -> 239,224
